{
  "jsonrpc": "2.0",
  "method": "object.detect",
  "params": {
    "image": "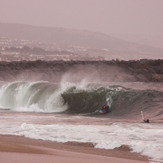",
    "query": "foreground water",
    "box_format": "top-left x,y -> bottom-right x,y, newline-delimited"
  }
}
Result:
0,112 -> 162,163
0,81 -> 163,163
